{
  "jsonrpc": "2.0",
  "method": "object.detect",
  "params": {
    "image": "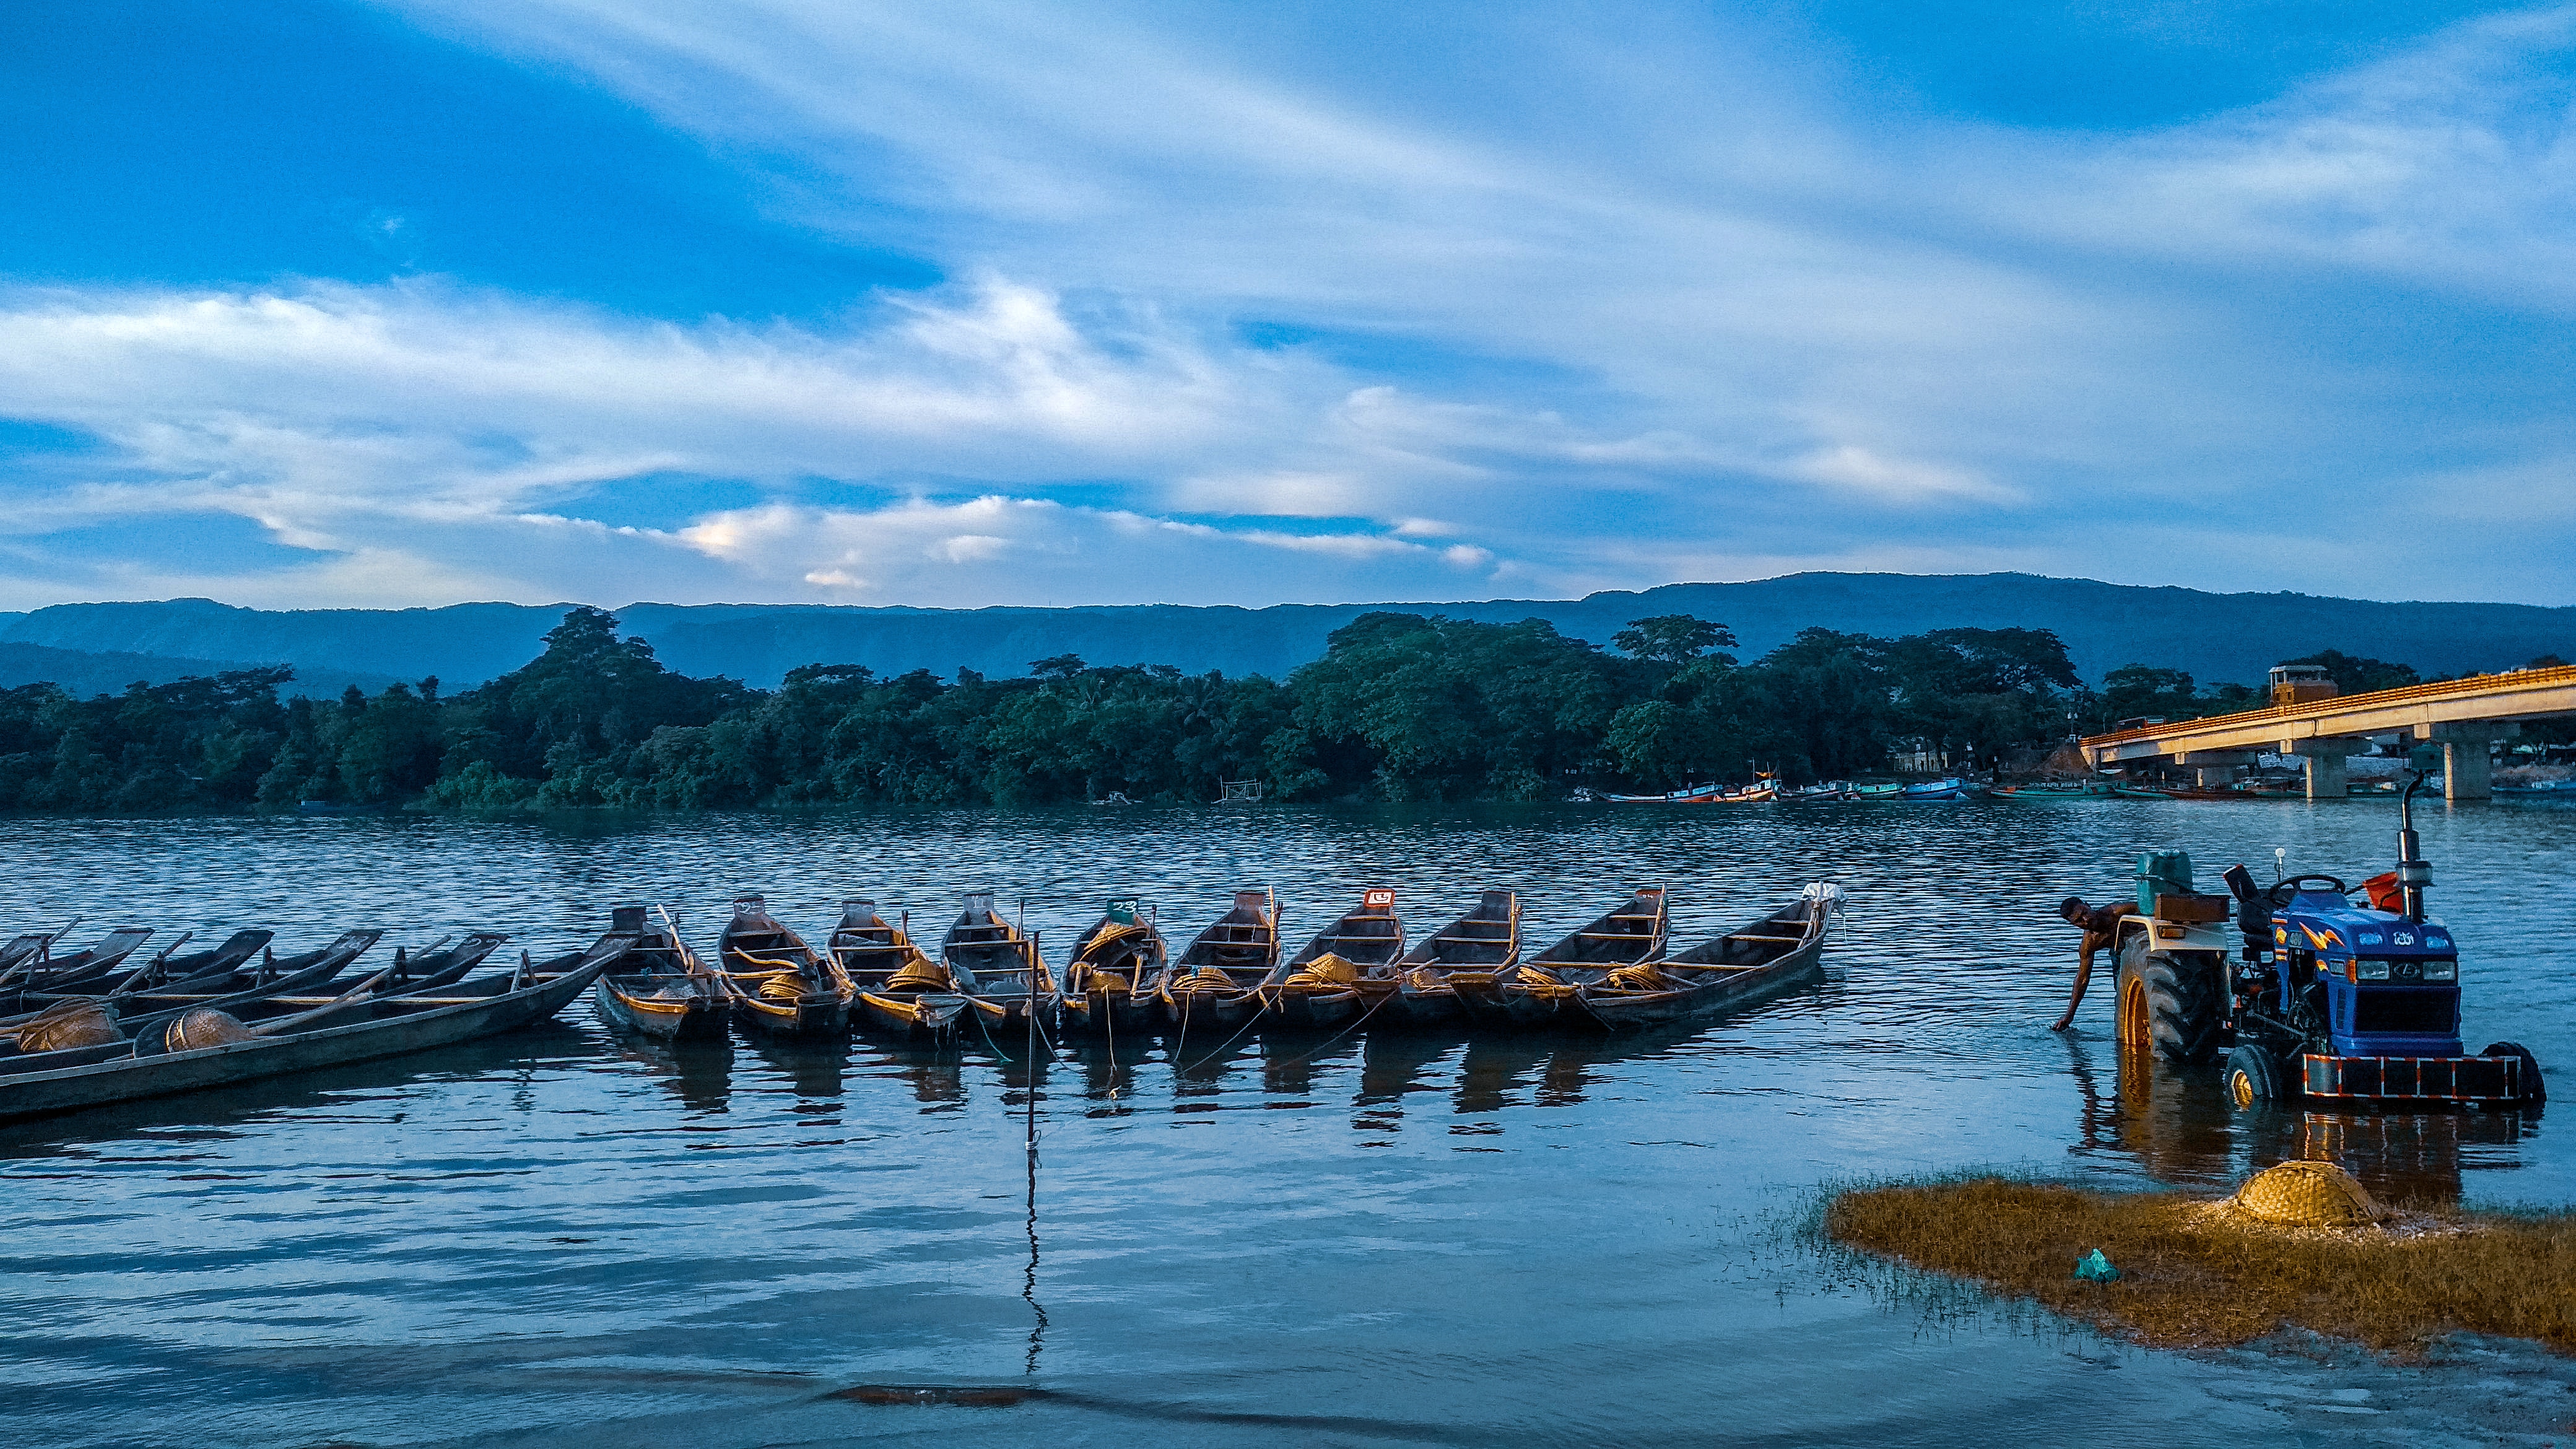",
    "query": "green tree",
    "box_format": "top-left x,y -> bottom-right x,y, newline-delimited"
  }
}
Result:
1287,613 -> 1619,799
1612,615 -> 1736,664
